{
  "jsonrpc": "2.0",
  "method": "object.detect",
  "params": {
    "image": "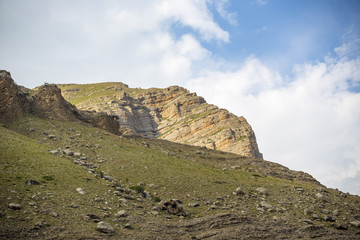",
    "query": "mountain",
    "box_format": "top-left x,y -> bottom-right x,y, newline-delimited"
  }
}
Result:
58,82 -> 263,159
1,70 -> 360,239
